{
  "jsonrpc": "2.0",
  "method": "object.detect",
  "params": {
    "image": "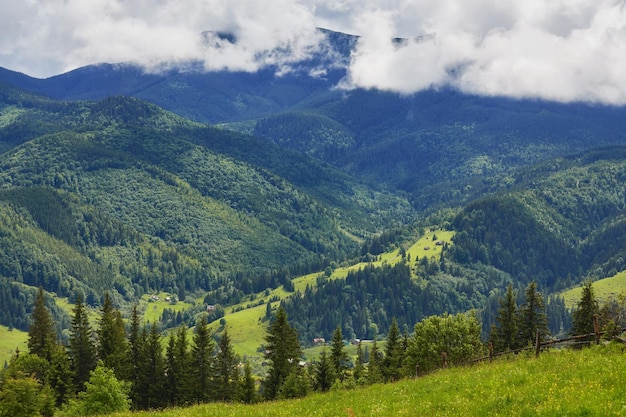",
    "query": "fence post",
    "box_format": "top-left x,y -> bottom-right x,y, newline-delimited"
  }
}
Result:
442,351 -> 448,368
594,314 -> 600,345
535,331 -> 541,358
489,341 -> 493,363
